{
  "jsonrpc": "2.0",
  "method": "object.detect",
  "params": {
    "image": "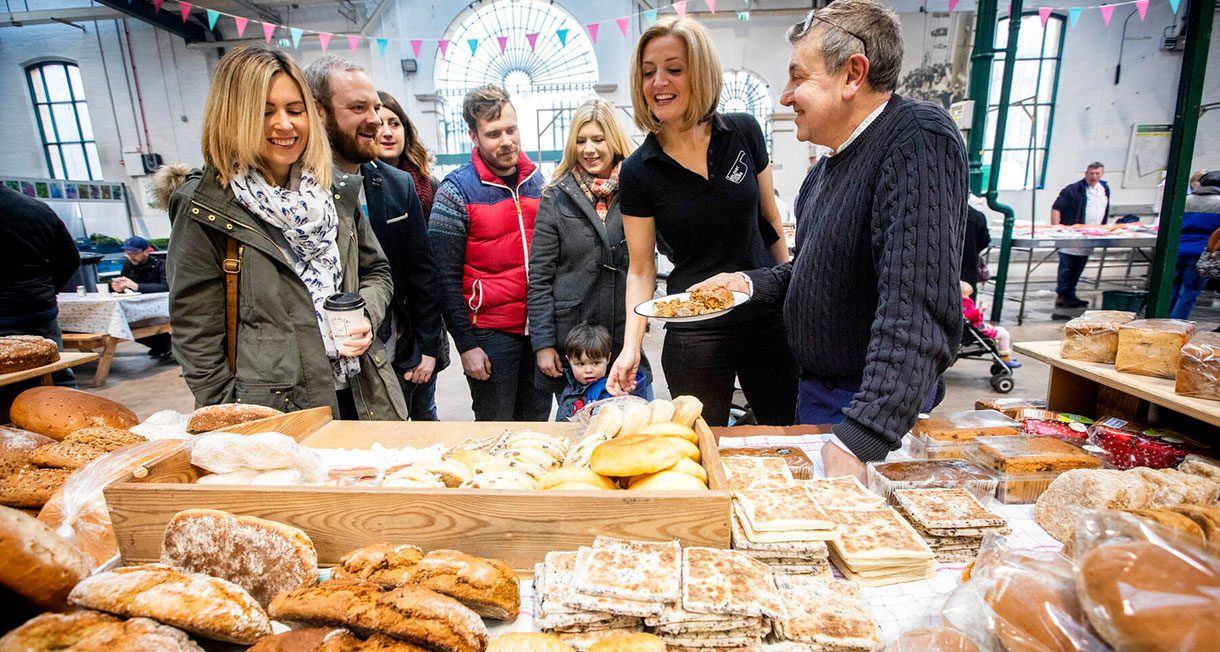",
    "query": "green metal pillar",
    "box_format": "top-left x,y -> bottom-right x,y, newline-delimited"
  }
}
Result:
966,0 -> 999,195
1146,0 -> 1214,317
